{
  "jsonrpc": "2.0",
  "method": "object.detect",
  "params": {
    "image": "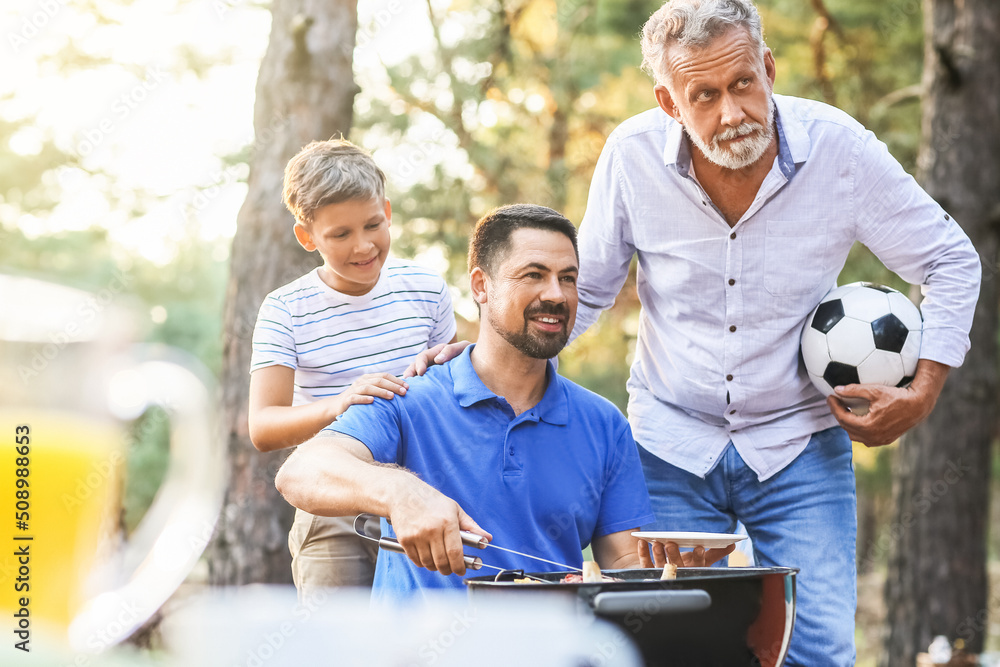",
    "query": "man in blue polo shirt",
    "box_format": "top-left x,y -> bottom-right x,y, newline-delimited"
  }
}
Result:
276,204 -> 732,596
